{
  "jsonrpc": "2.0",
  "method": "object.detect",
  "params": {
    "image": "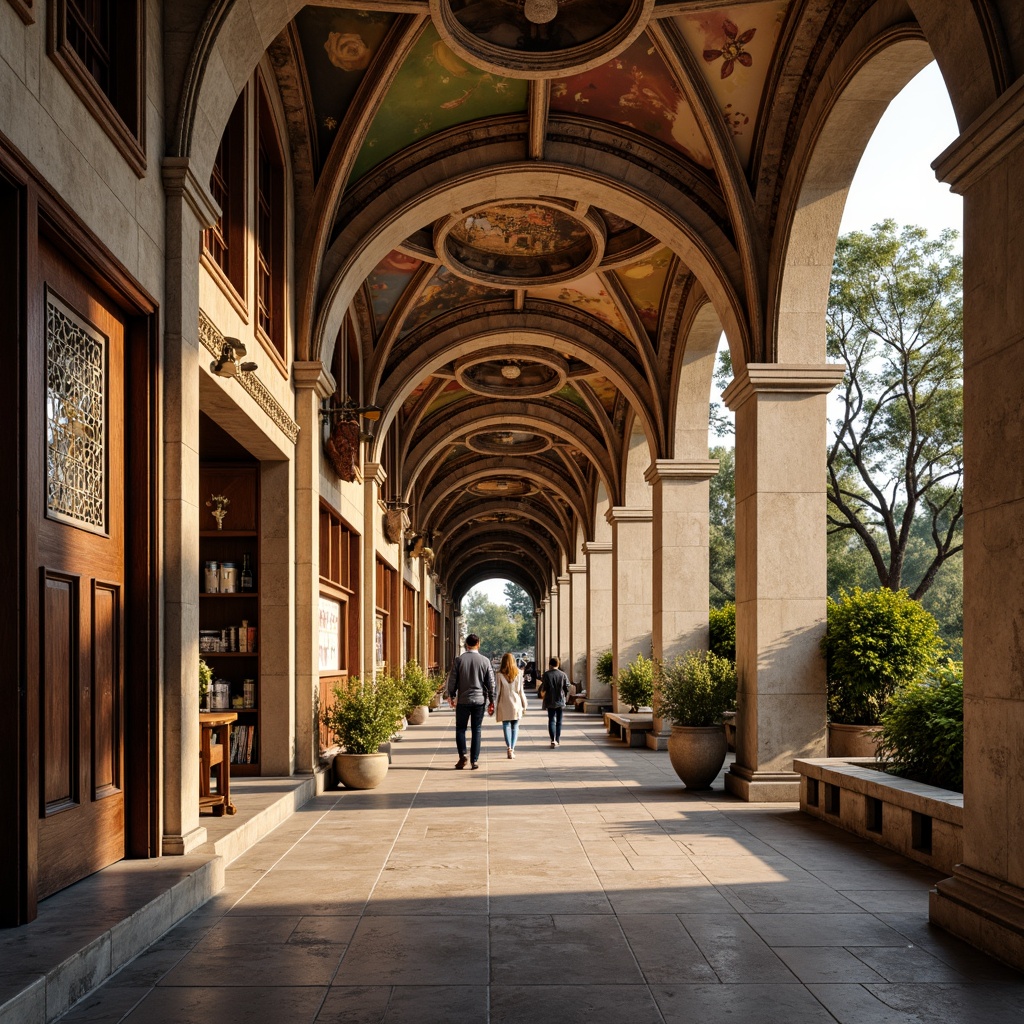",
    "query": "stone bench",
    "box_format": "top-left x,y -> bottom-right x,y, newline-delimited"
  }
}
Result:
604,712 -> 654,747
